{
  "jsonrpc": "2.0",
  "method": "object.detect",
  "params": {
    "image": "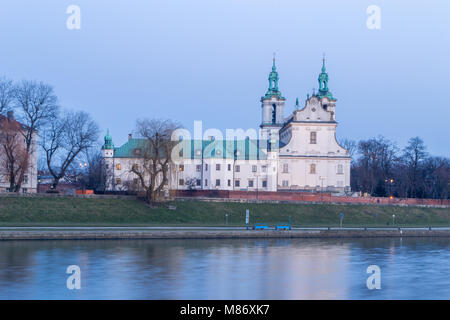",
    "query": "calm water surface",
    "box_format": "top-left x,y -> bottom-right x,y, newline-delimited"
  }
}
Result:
0,237 -> 449,299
